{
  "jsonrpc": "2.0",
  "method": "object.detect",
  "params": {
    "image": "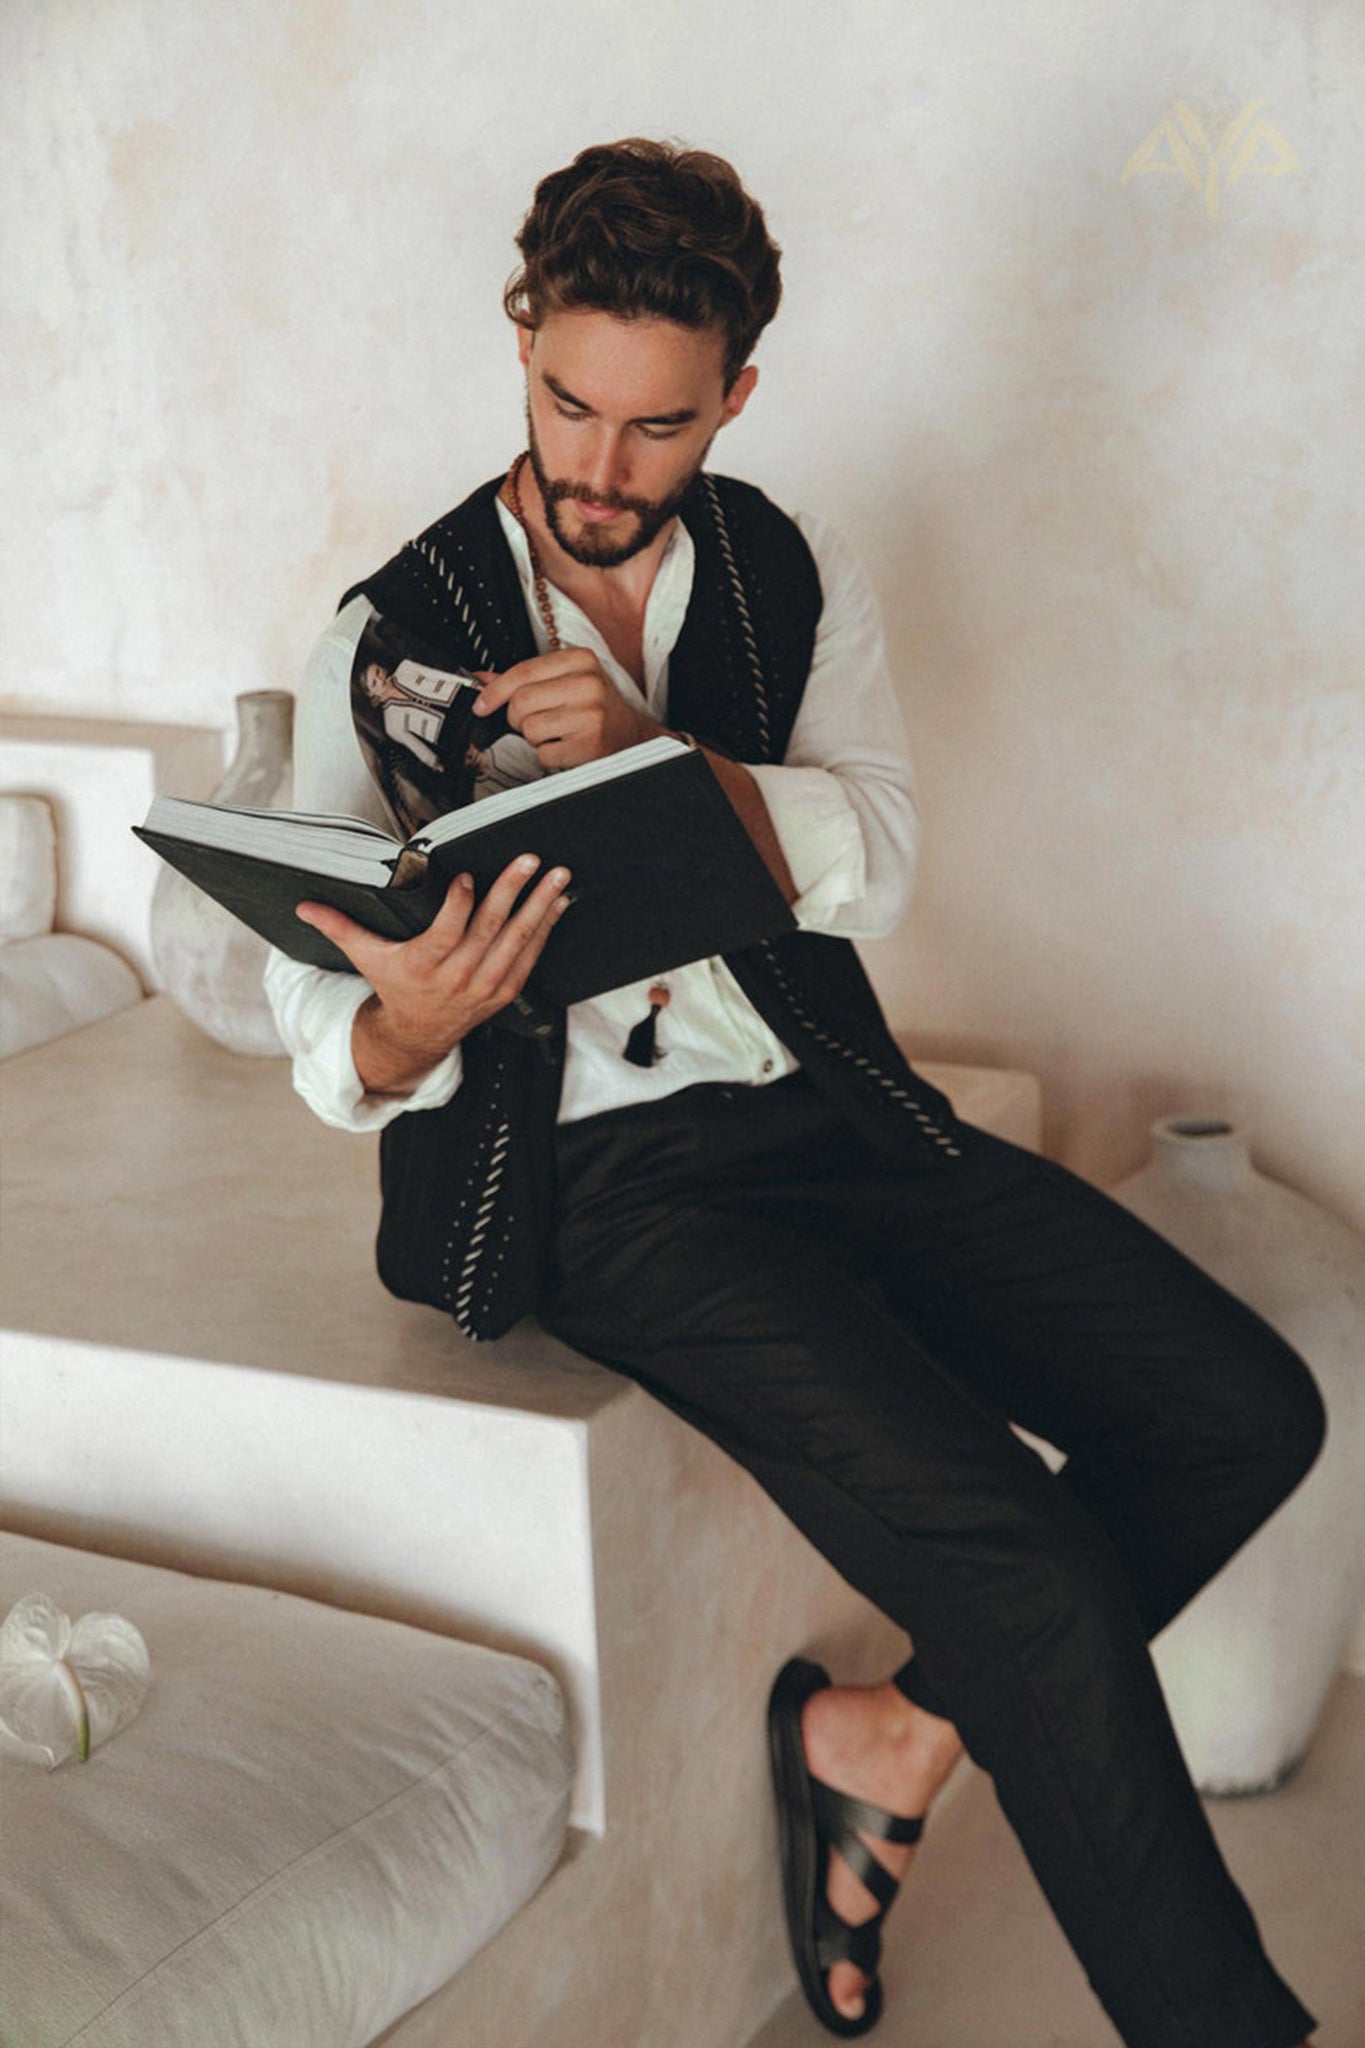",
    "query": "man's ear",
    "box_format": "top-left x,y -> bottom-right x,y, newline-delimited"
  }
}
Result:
516,322 -> 535,370
720,363 -> 759,427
